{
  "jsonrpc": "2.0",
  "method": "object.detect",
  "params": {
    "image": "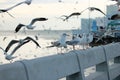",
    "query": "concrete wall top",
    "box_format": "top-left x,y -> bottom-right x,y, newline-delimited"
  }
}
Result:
18,52 -> 80,80
74,46 -> 106,69
103,43 -> 120,60
0,62 -> 27,80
